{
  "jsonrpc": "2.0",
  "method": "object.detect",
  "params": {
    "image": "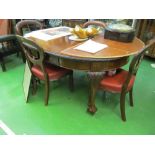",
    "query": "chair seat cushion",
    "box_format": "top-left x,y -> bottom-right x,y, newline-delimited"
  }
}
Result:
100,69 -> 135,92
31,64 -> 71,80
